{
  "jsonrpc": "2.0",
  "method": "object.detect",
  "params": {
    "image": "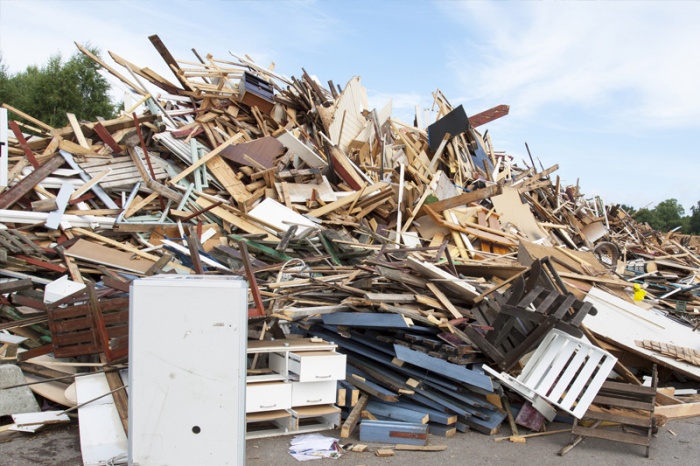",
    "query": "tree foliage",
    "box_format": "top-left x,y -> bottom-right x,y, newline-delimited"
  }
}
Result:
0,46 -> 117,130
630,198 -> 698,234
